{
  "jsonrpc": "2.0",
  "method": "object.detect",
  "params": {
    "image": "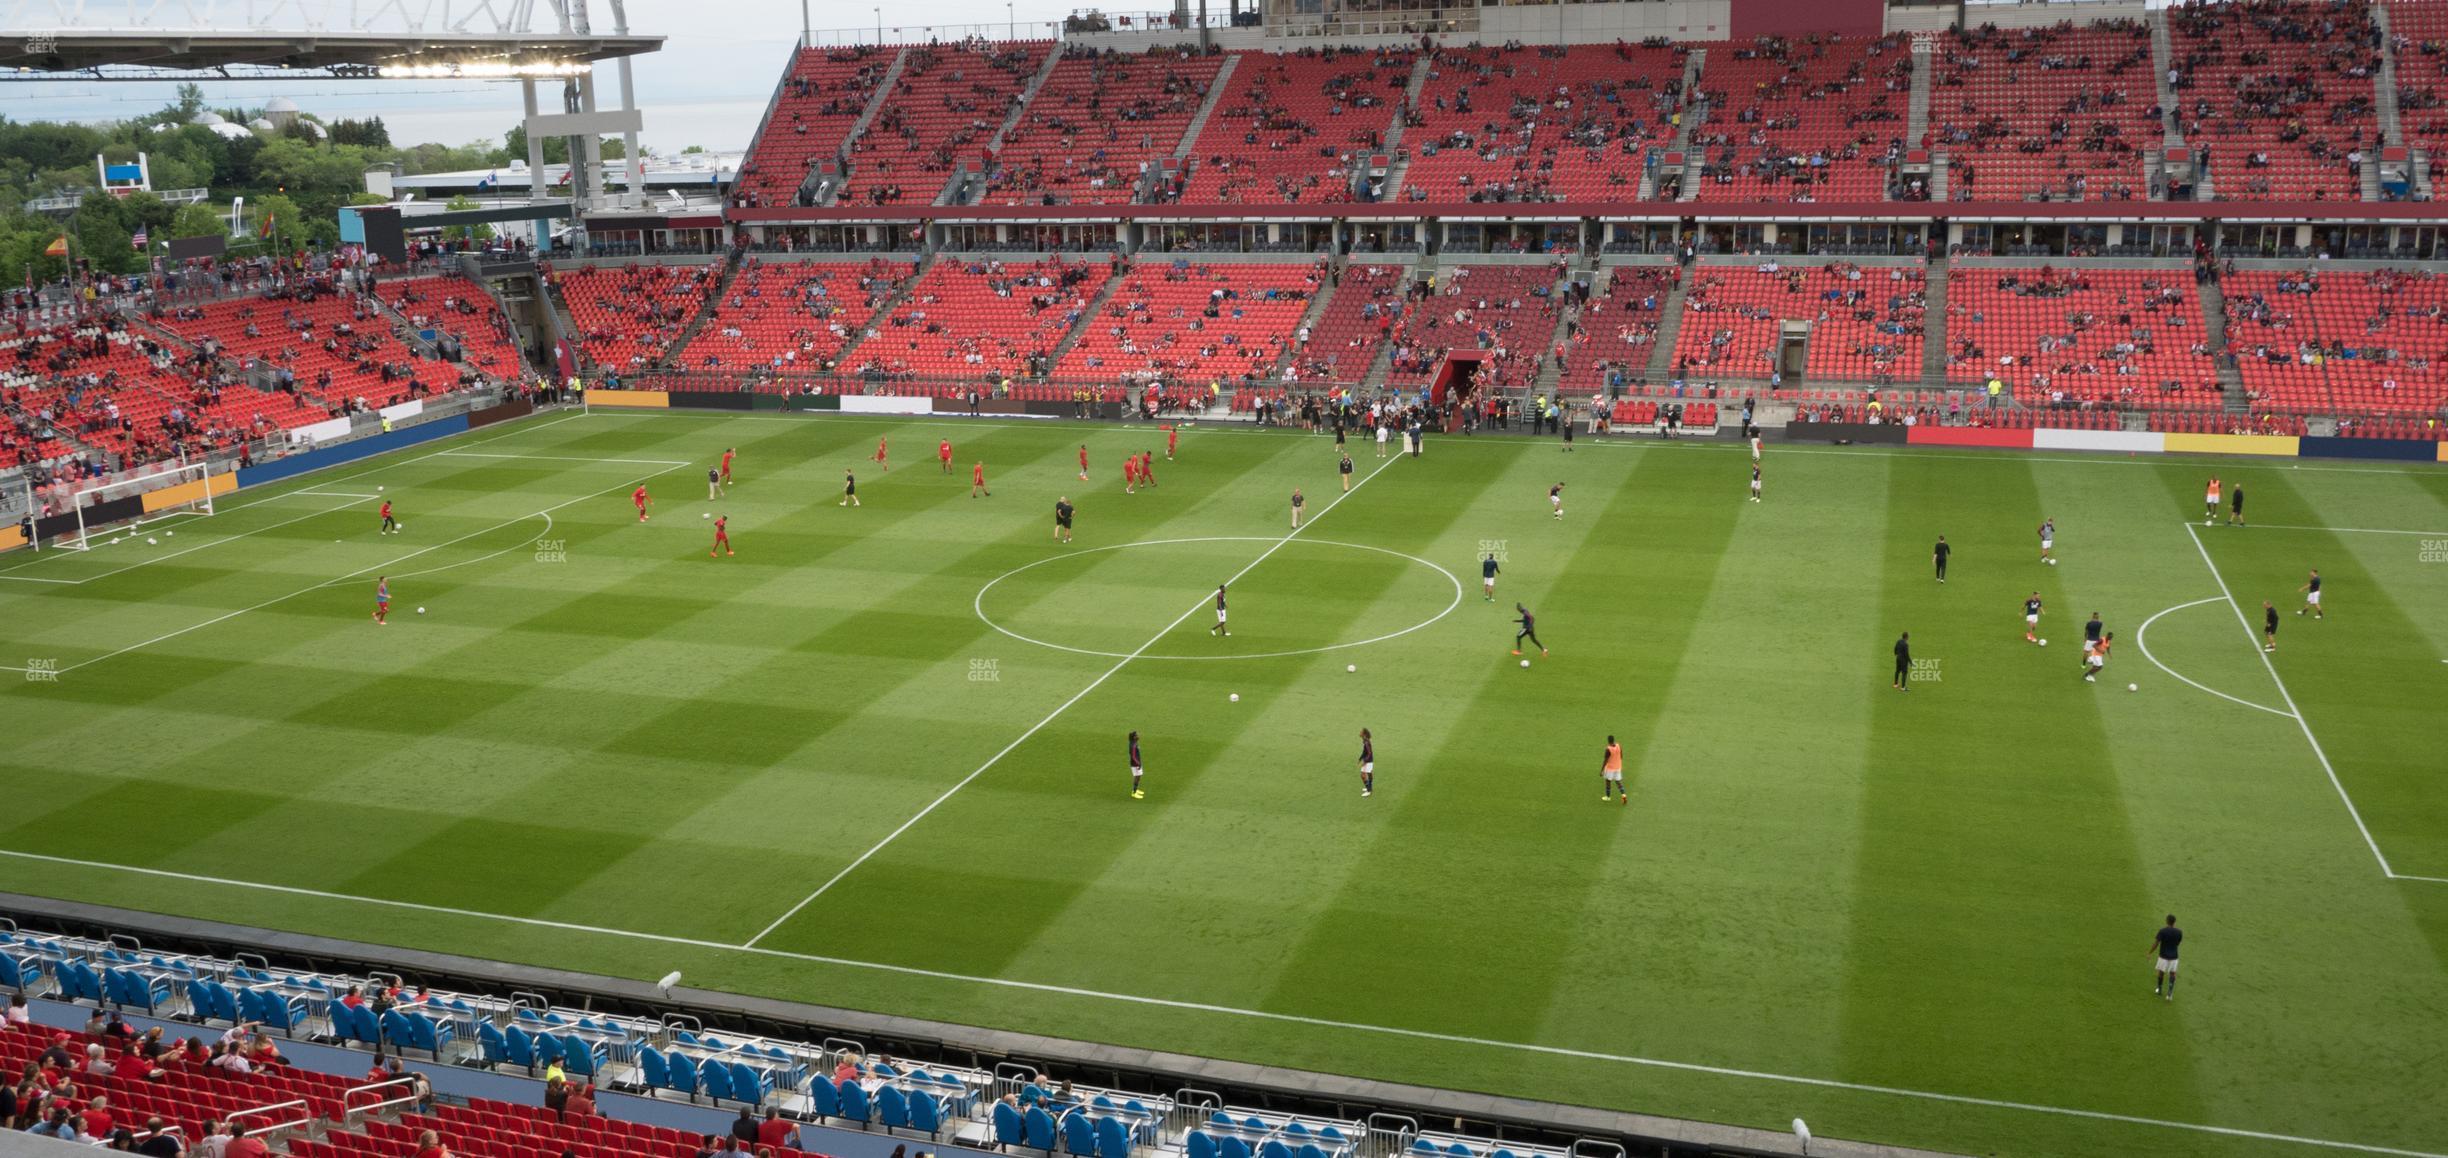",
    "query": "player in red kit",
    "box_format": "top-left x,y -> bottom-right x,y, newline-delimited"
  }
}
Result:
937,439 -> 954,474
720,447 -> 736,484
631,485 -> 651,521
709,515 -> 733,557
373,576 -> 390,626
970,462 -> 990,498
377,500 -> 397,535
1077,444 -> 1090,481
1165,425 -> 1178,460
874,436 -> 889,471
1138,451 -> 1156,487
1124,454 -> 1139,494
